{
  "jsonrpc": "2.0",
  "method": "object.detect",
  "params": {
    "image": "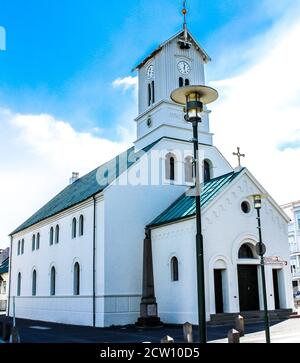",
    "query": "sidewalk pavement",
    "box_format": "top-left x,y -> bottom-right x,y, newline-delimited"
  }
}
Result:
211,318 -> 300,343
